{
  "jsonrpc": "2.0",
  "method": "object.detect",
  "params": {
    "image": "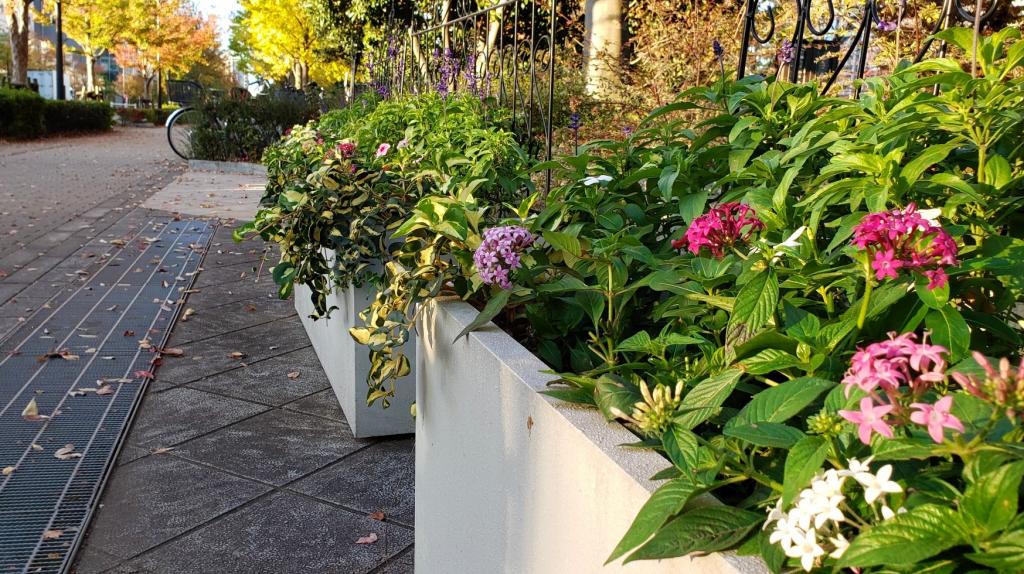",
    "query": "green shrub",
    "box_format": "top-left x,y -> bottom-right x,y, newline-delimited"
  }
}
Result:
0,88 -> 45,139
189,93 -> 320,162
43,100 -> 113,134
144,105 -> 178,126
